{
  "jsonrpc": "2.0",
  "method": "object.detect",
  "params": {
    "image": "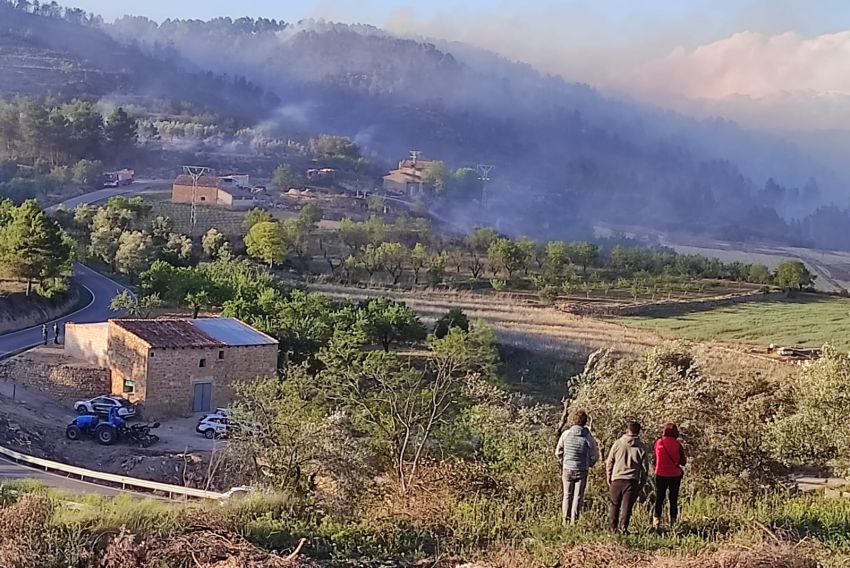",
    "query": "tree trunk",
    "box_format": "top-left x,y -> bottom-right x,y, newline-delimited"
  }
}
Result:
25,278 -> 32,297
